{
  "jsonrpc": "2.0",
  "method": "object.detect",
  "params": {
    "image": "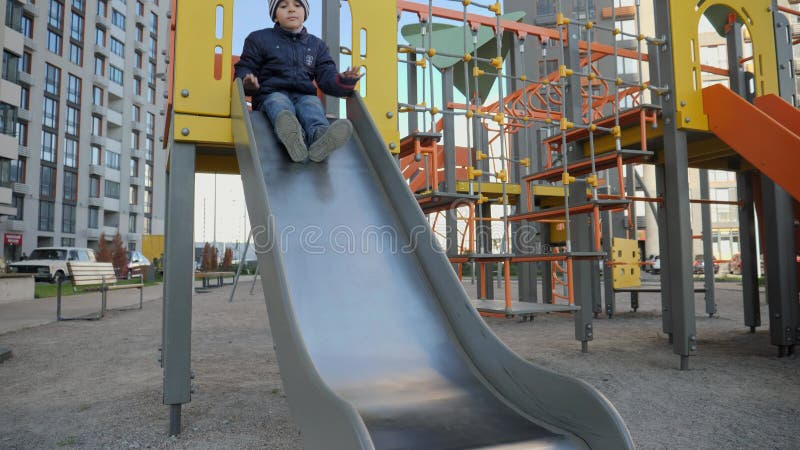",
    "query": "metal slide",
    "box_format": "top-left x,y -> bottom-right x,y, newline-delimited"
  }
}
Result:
703,83 -> 800,202
231,81 -> 632,450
